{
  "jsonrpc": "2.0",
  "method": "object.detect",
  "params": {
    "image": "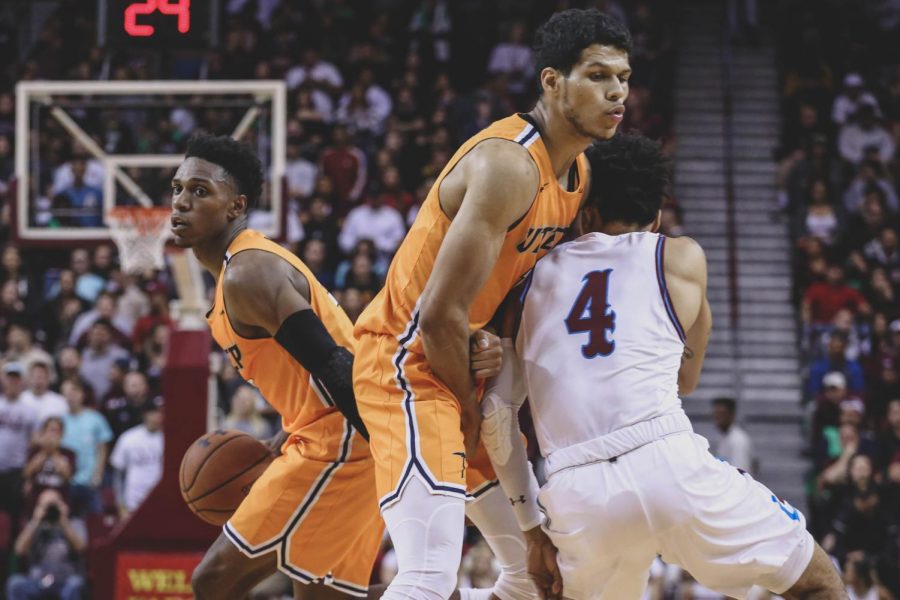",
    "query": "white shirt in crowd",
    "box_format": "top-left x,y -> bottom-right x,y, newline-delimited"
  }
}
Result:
285,158 -> 318,199
831,92 -> 882,125
838,123 -> 896,164
709,424 -> 755,473
52,159 -> 105,195
338,203 -> 407,257
0,396 -> 39,471
487,43 -> 535,93
21,389 -> 68,426
285,61 -> 343,91
110,424 -> 164,512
